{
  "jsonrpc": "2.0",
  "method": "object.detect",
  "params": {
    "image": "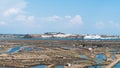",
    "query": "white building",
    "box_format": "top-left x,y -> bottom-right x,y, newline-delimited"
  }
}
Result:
84,35 -> 101,39
53,34 -> 75,38
41,35 -> 53,38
